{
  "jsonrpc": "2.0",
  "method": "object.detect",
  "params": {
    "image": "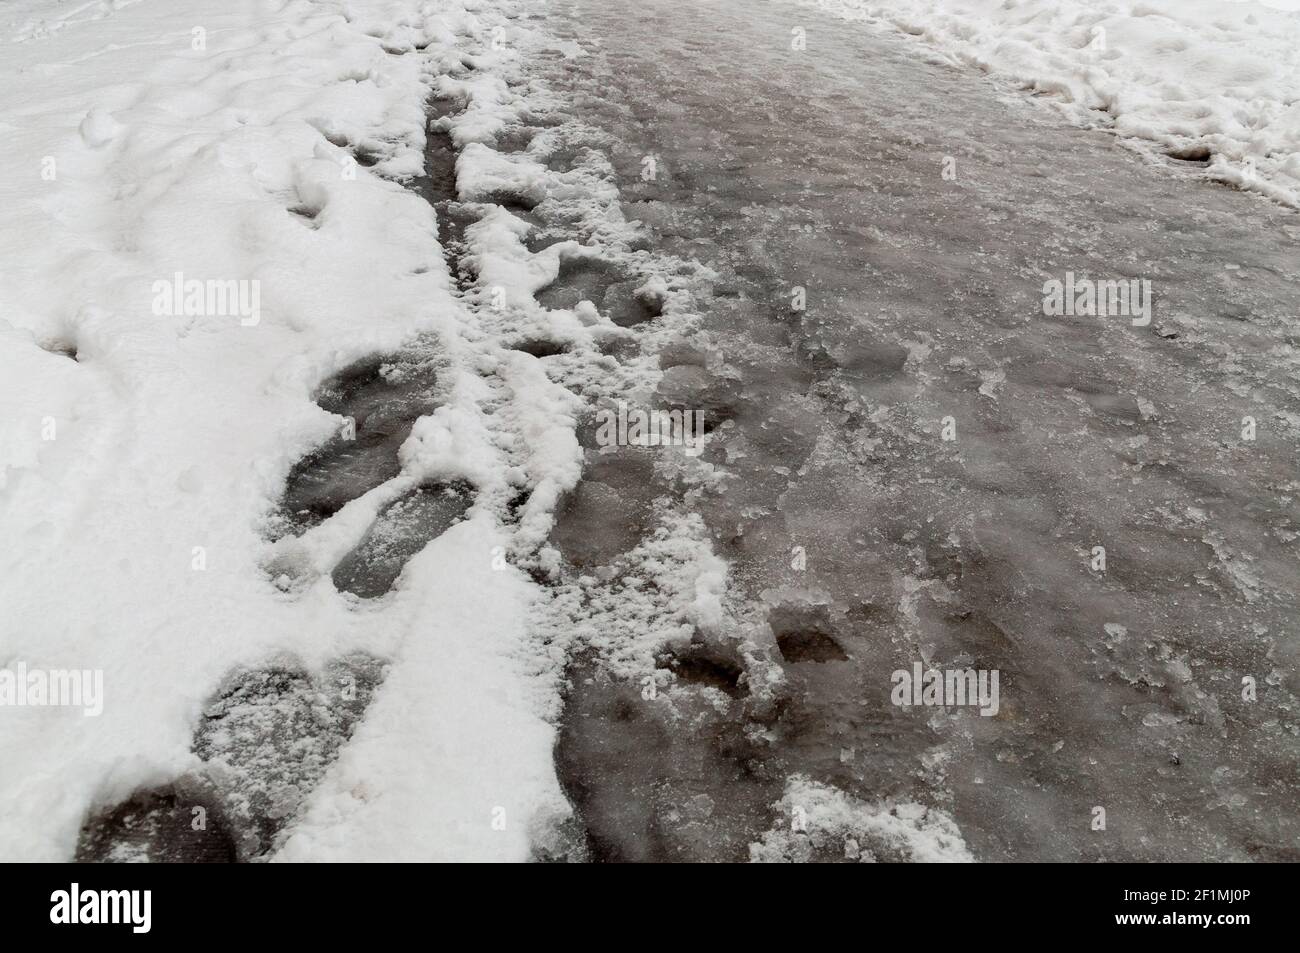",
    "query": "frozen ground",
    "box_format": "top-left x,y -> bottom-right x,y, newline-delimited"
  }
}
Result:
538,0 -> 1300,861
0,0 -> 1297,862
